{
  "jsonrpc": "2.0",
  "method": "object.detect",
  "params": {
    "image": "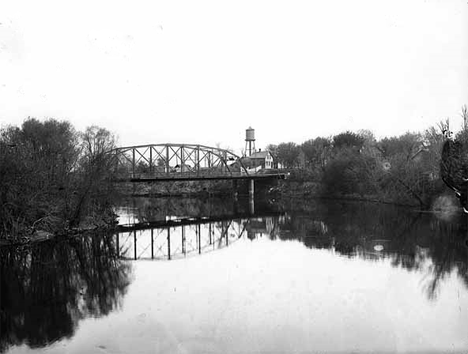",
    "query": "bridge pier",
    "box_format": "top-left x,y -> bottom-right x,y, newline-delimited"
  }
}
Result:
249,179 -> 255,199
249,179 -> 255,214
232,180 -> 238,199
249,197 -> 255,215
